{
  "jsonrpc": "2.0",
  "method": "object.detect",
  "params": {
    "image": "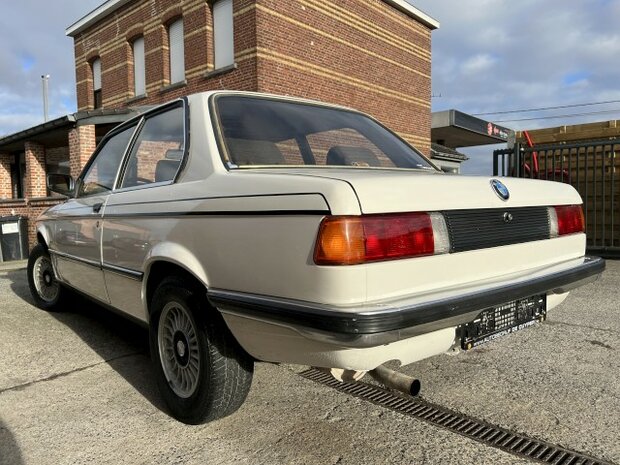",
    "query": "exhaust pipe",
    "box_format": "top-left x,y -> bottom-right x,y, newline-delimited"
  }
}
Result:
369,365 -> 421,397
